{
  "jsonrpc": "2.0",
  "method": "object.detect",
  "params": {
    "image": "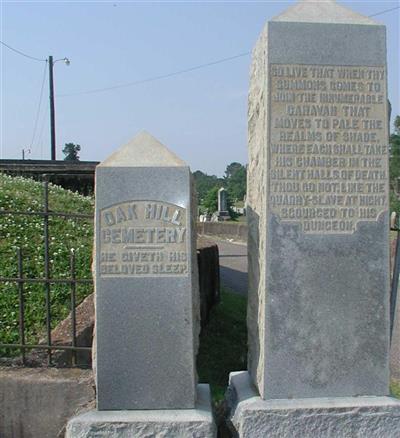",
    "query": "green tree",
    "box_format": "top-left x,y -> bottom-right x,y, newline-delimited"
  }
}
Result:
193,170 -> 223,202
389,116 -> 400,214
202,186 -> 219,213
224,162 -> 247,202
225,162 -> 243,180
63,143 -> 81,161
